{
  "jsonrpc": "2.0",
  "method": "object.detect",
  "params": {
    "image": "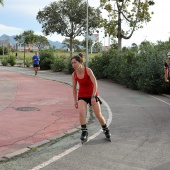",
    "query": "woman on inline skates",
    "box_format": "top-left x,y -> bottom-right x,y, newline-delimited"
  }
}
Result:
71,53 -> 111,143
